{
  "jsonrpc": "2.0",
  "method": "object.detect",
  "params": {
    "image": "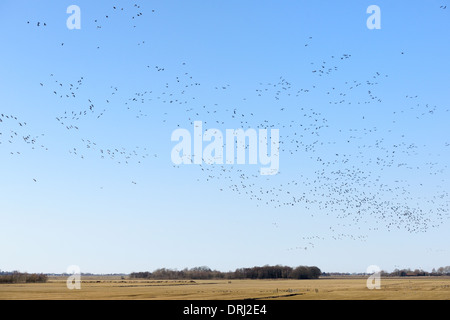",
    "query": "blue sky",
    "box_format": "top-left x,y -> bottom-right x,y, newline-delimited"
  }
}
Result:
0,1 -> 449,274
